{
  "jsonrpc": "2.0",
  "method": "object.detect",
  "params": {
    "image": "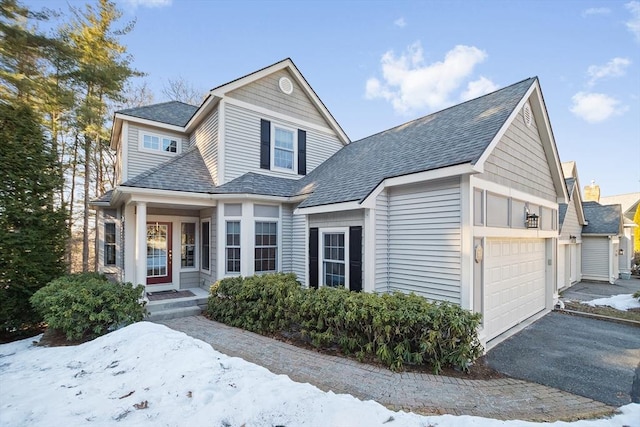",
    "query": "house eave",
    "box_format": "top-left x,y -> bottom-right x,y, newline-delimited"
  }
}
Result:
113,113 -> 187,134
